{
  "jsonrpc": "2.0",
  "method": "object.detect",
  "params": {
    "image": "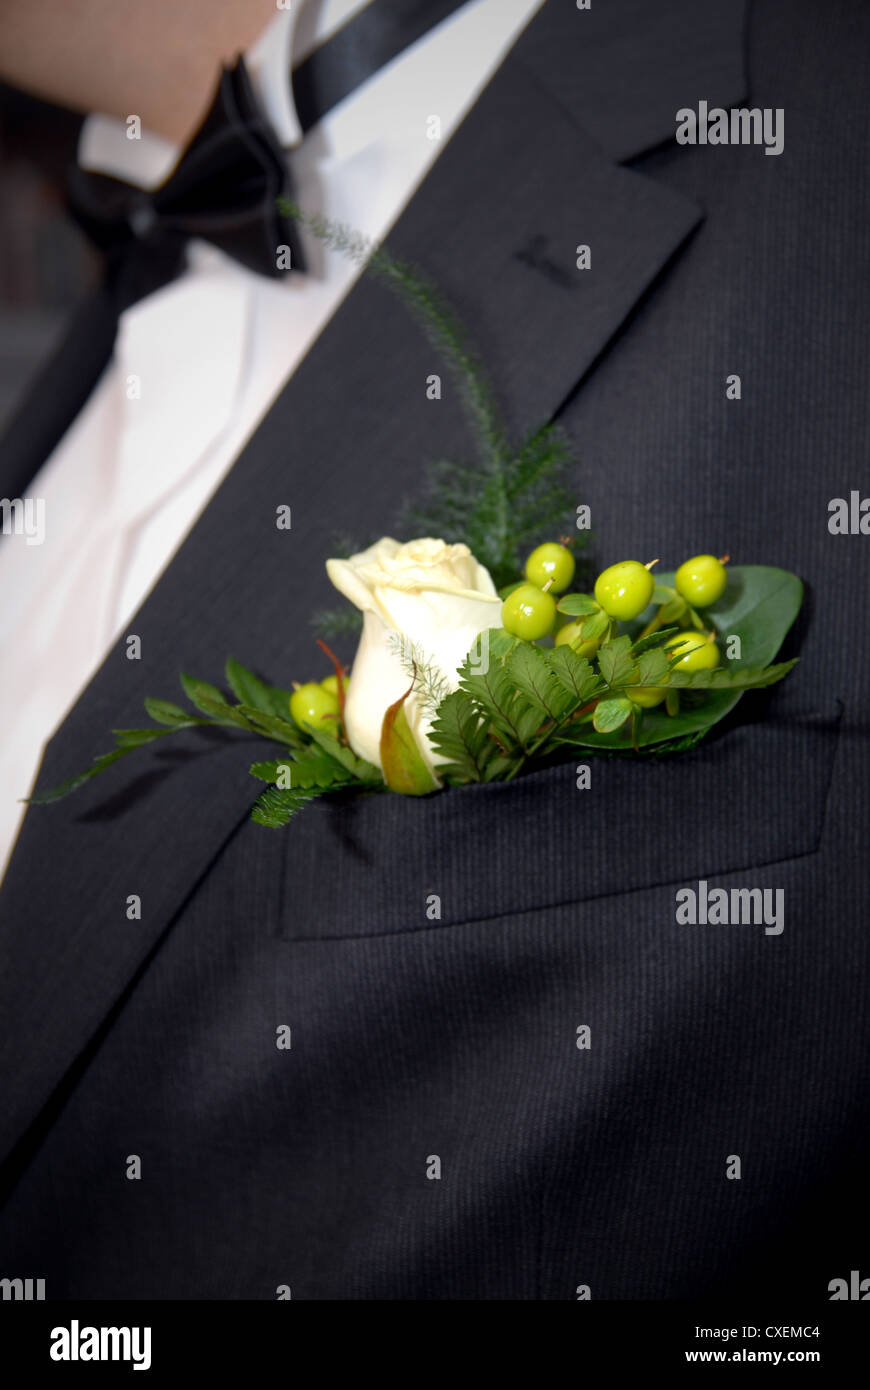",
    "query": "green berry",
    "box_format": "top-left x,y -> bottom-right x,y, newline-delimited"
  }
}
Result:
628,667 -> 668,708
290,682 -> 340,728
524,542 -> 575,594
665,630 -> 720,671
320,674 -> 348,696
554,621 -> 601,658
593,560 -> 656,621
502,583 -> 557,640
632,687 -> 667,708
674,554 -> 728,607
